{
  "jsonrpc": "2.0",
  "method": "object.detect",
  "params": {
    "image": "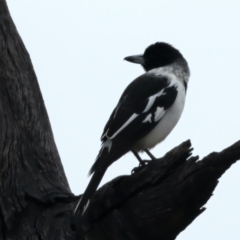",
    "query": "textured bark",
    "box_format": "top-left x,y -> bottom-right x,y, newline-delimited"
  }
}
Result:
0,1 -> 239,239
0,0 -> 72,230
76,140 -> 240,240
